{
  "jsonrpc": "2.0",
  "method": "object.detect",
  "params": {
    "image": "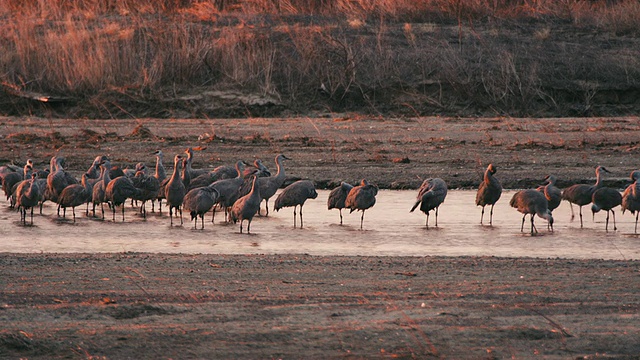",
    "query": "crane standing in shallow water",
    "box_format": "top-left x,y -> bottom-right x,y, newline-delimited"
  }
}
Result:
411,178 -> 448,228
622,170 -> 640,233
476,164 -> 502,226
274,180 -> 318,229
510,189 -> 554,235
15,173 -> 41,225
345,179 -> 378,230
231,175 -> 261,234
327,182 -> 354,225
591,187 -> 622,232
183,185 -> 220,230
562,165 -> 609,228
165,155 -> 186,226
